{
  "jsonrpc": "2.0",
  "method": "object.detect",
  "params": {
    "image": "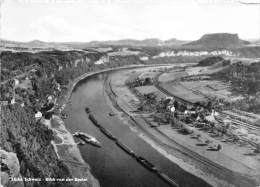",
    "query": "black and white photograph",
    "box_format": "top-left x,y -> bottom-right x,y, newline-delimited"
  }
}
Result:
0,0 -> 260,186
